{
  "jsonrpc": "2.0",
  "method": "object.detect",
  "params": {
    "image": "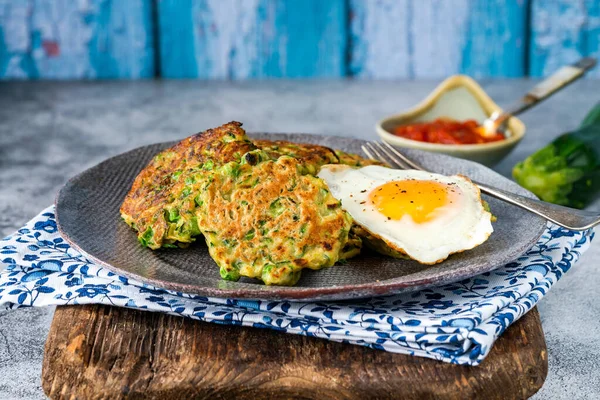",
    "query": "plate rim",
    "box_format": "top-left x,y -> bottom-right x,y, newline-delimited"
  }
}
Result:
55,133 -> 547,301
